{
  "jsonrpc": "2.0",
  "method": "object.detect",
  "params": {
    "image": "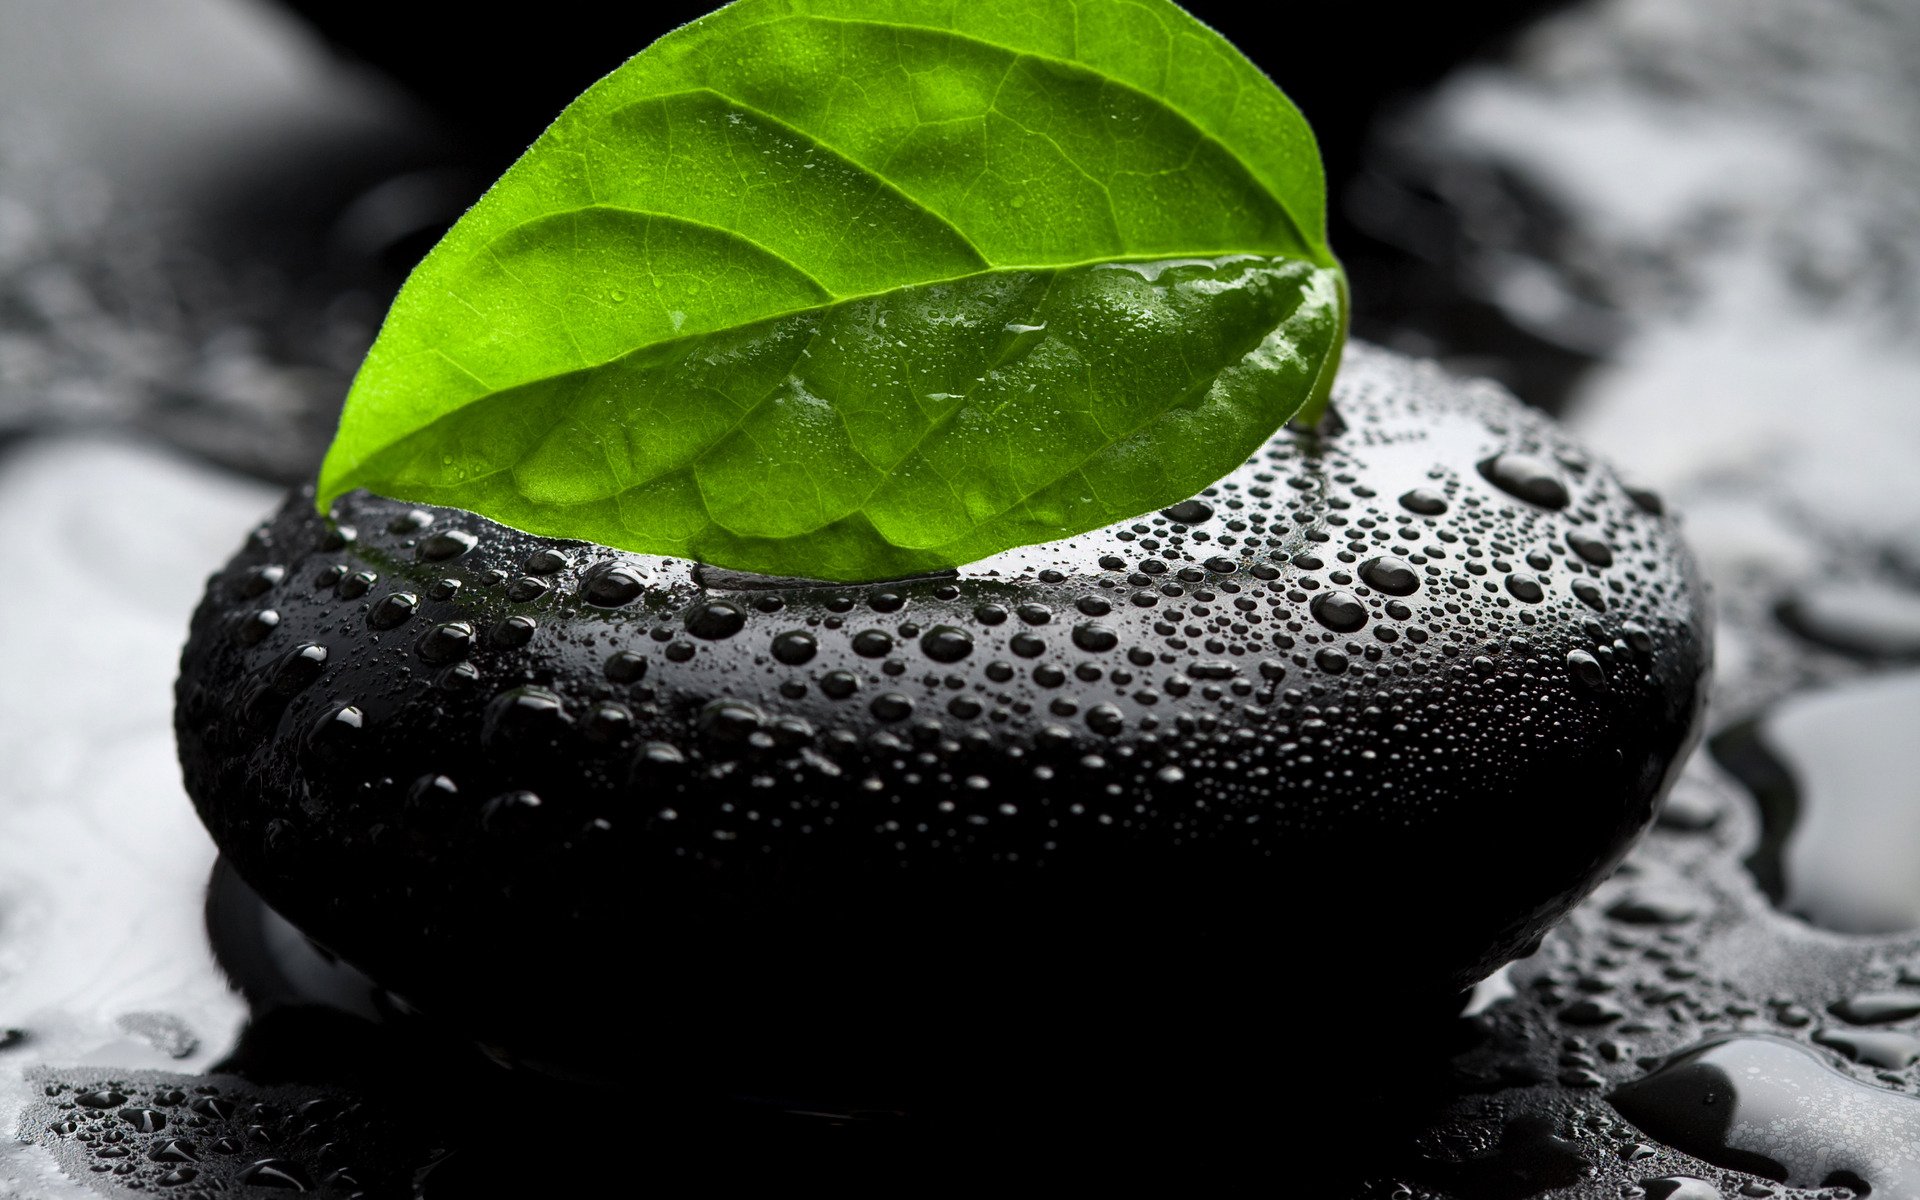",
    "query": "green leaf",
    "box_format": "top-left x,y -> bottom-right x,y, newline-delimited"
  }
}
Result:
318,0 -> 1347,582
